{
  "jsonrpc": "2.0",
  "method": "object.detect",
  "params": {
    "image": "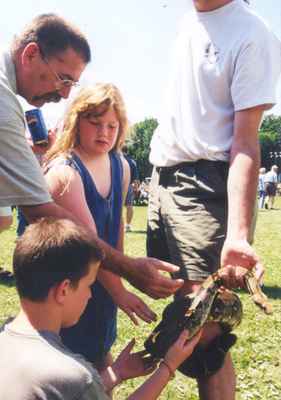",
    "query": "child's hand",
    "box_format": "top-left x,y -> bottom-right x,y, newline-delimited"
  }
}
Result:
112,339 -> 157,382
164,329 -> 202,372
115,290 -> 157,325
